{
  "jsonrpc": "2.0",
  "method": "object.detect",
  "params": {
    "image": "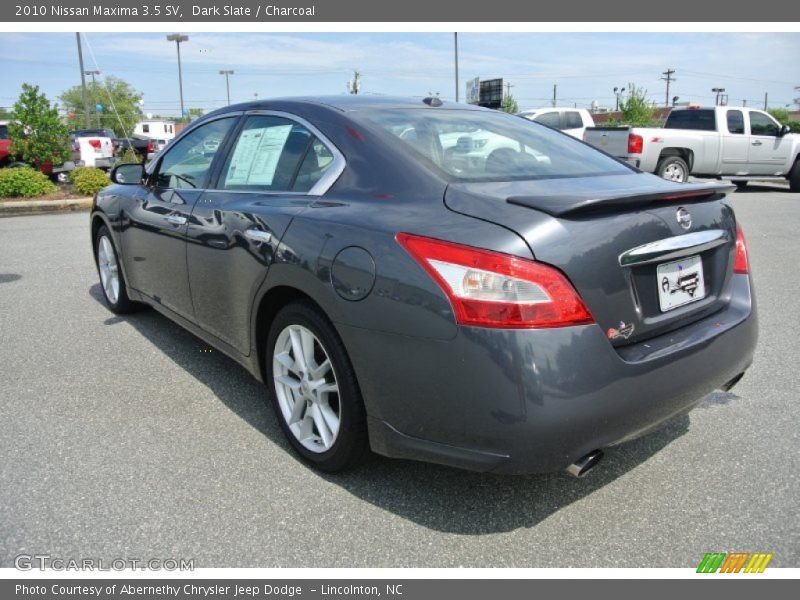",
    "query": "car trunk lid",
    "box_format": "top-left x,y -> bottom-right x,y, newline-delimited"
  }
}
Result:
444,172 -> 738,346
